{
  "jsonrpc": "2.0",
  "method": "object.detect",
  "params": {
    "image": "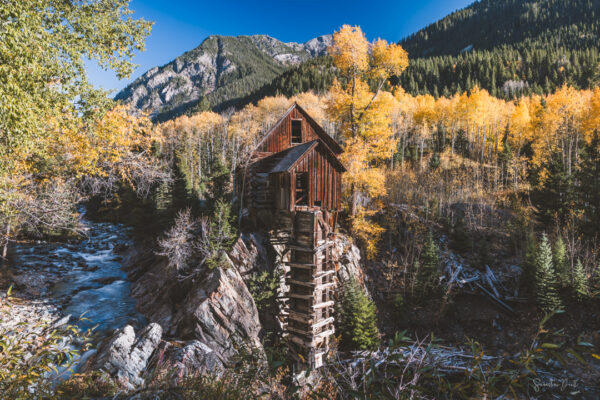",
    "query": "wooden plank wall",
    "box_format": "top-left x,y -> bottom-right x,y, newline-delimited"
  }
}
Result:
290,144 -> 342,212
255,108 -> 321,154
